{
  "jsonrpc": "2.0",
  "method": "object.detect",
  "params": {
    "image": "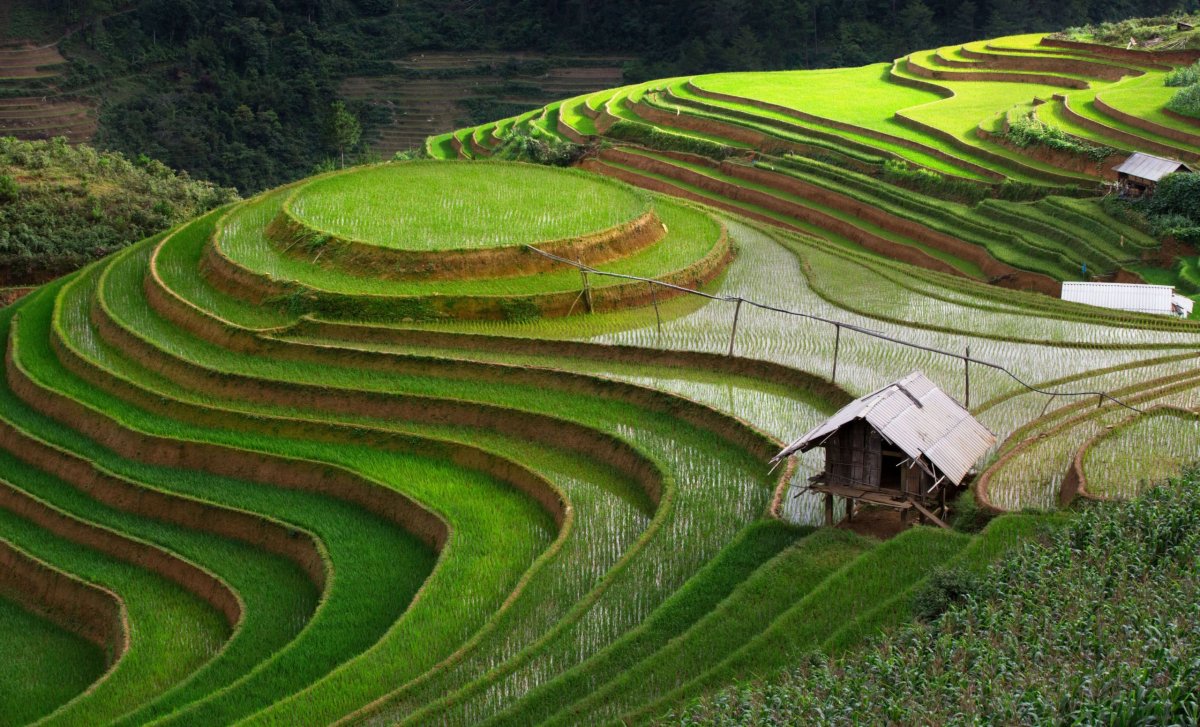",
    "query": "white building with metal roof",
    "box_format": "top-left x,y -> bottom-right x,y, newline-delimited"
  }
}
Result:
1061,281 -> 1194,318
